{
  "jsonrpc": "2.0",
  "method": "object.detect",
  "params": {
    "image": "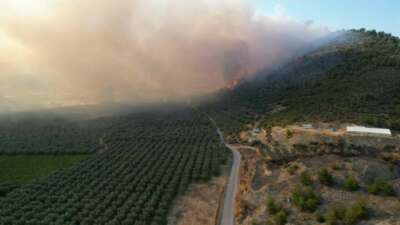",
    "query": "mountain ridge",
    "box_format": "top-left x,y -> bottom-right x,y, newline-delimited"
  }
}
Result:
200,29 -> 400,138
